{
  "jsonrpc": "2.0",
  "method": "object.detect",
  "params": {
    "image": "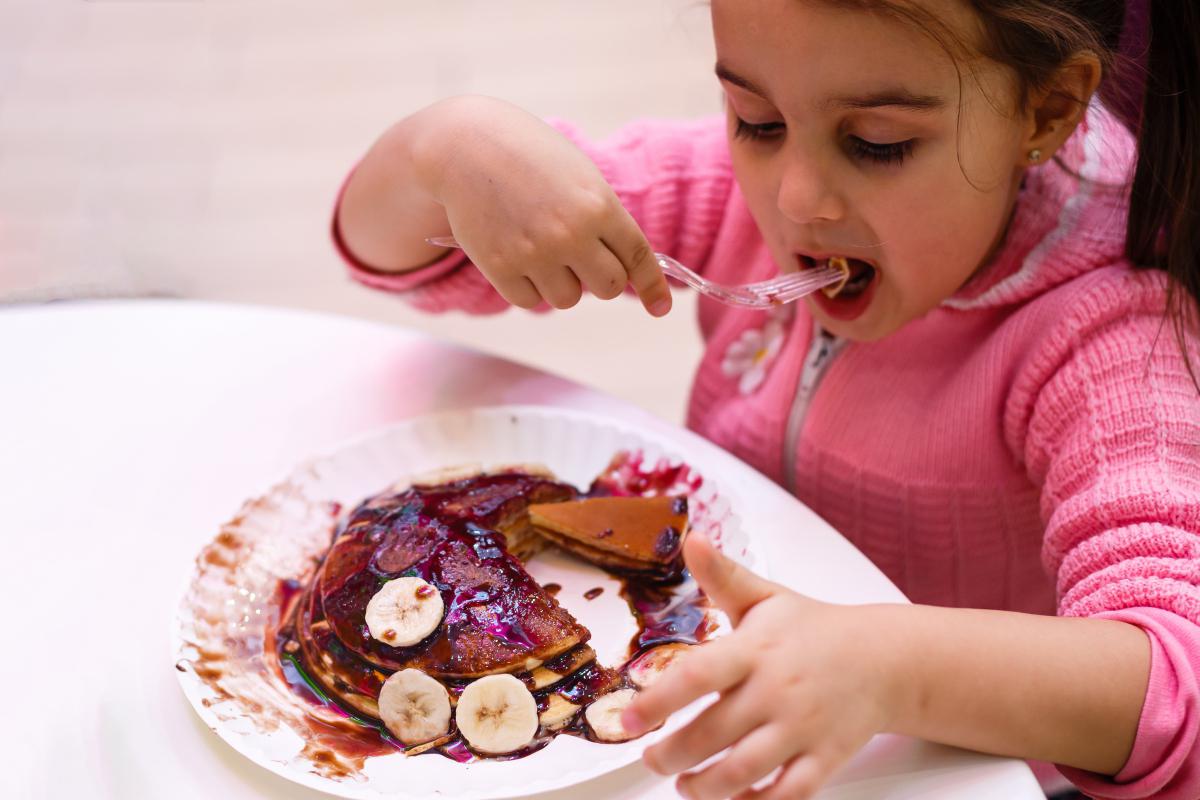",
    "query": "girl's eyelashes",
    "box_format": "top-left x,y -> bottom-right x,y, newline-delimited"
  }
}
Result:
733,116 -> 785,141
848,136 -> 916,165
732,115 -> 917,167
